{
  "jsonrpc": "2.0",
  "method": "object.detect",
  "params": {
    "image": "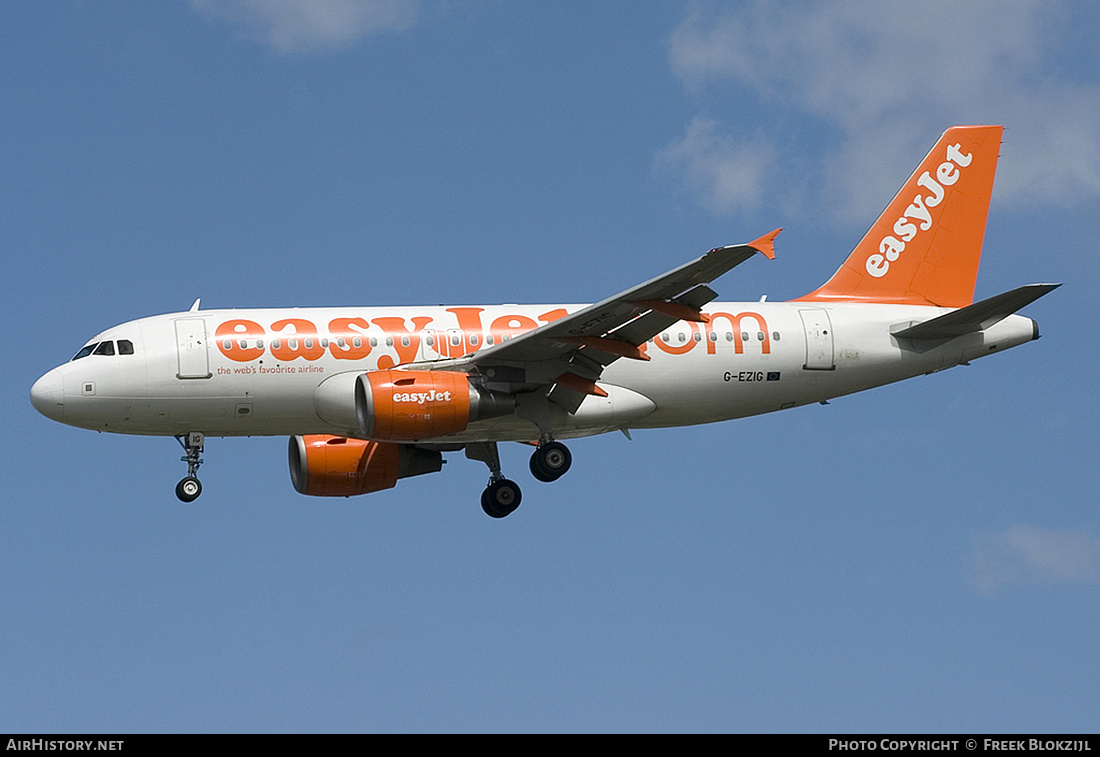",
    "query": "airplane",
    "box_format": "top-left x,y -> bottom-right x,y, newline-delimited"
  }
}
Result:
30,125 -> 1058,518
